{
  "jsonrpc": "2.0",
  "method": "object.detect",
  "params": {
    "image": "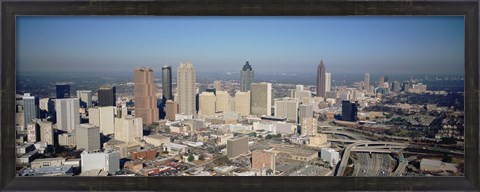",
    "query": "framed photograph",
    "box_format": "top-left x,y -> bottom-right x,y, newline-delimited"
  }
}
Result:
1,0 -> 479,191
